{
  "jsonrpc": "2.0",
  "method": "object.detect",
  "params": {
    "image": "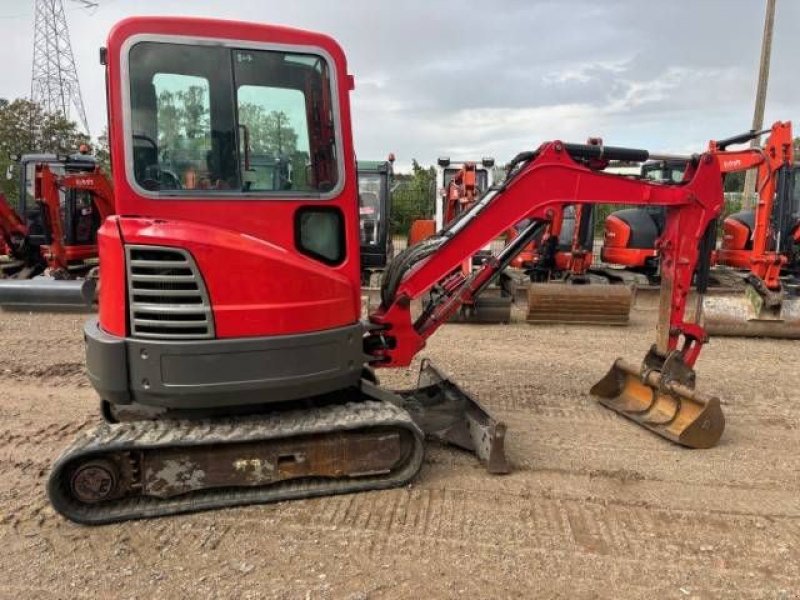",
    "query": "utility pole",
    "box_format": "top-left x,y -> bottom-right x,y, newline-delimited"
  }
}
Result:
742,0 -> 776,210
30,0 -> 96,135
